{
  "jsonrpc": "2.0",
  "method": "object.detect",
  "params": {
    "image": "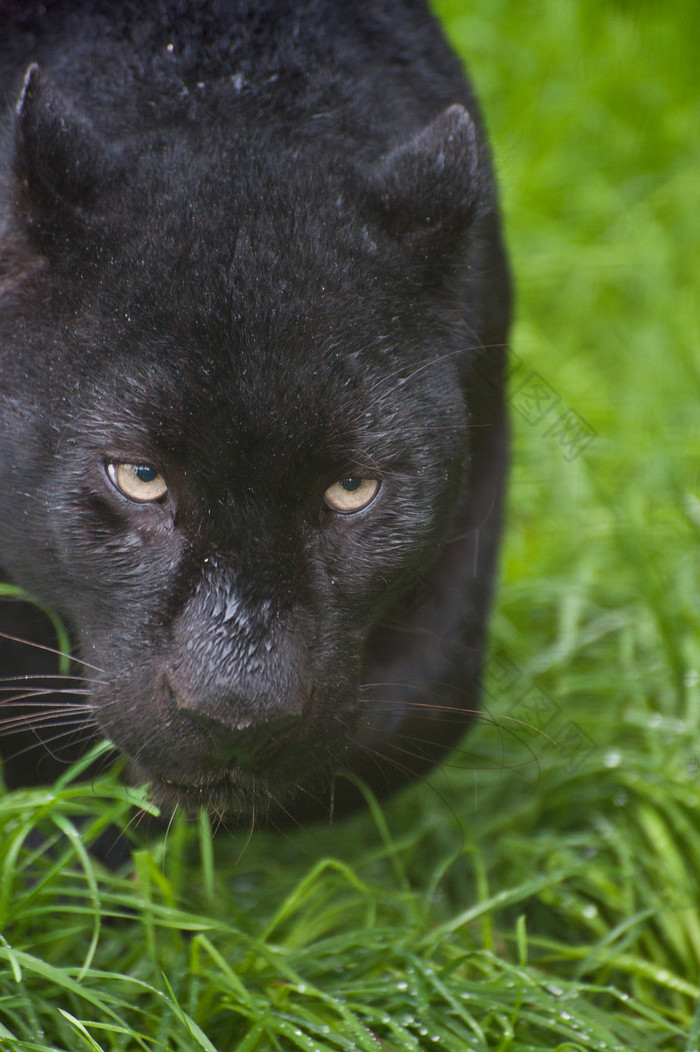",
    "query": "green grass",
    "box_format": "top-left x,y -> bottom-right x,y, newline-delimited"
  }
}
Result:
1,0 -> 699,1047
